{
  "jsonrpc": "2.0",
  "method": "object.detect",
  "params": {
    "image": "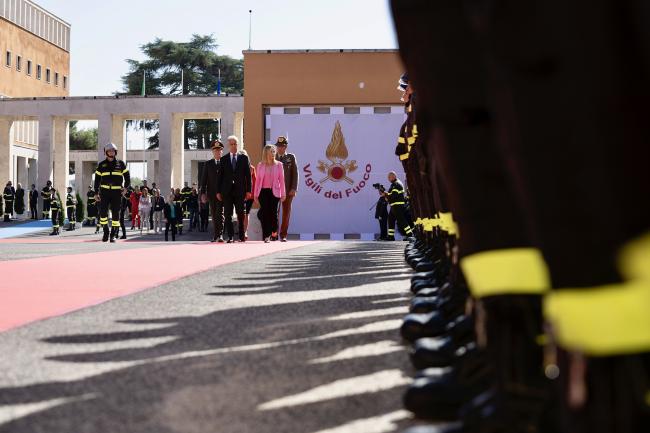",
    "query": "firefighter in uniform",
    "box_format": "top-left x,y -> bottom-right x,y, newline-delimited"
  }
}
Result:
94,142 -> 130,243
49,188 -> 60,235
180,182 -> 192,219
173,188 -> 184,235
86,185 -> 99,232
3,181 -> 15,222
385,171 -> 414,240
41,180 -> 52,220
65,187 -> 77,231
